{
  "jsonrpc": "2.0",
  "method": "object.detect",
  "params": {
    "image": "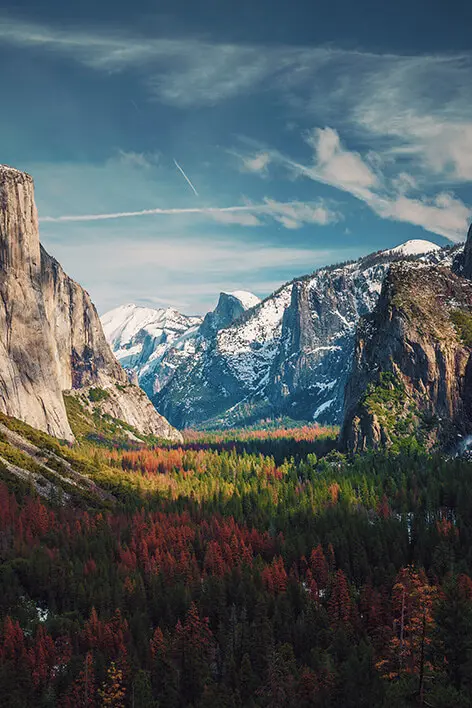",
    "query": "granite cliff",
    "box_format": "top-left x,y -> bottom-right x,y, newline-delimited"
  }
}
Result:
341,256 -> 472,453
0,165 -> 181,442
